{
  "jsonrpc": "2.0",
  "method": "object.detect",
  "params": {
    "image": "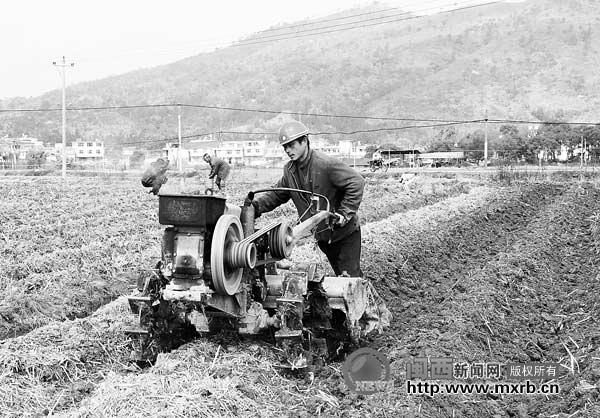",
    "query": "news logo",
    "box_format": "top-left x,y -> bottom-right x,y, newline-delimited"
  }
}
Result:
342,347 -> 393,394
